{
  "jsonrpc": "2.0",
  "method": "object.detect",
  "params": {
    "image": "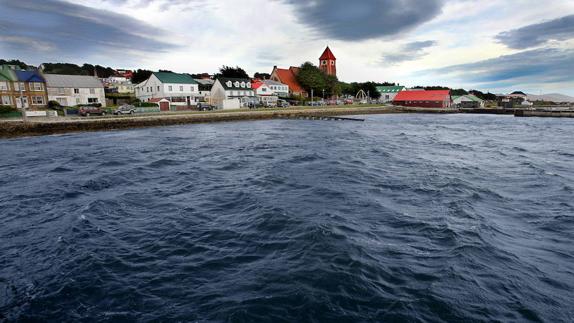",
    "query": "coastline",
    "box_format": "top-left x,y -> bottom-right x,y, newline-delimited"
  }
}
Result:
0,106 -> 457,138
